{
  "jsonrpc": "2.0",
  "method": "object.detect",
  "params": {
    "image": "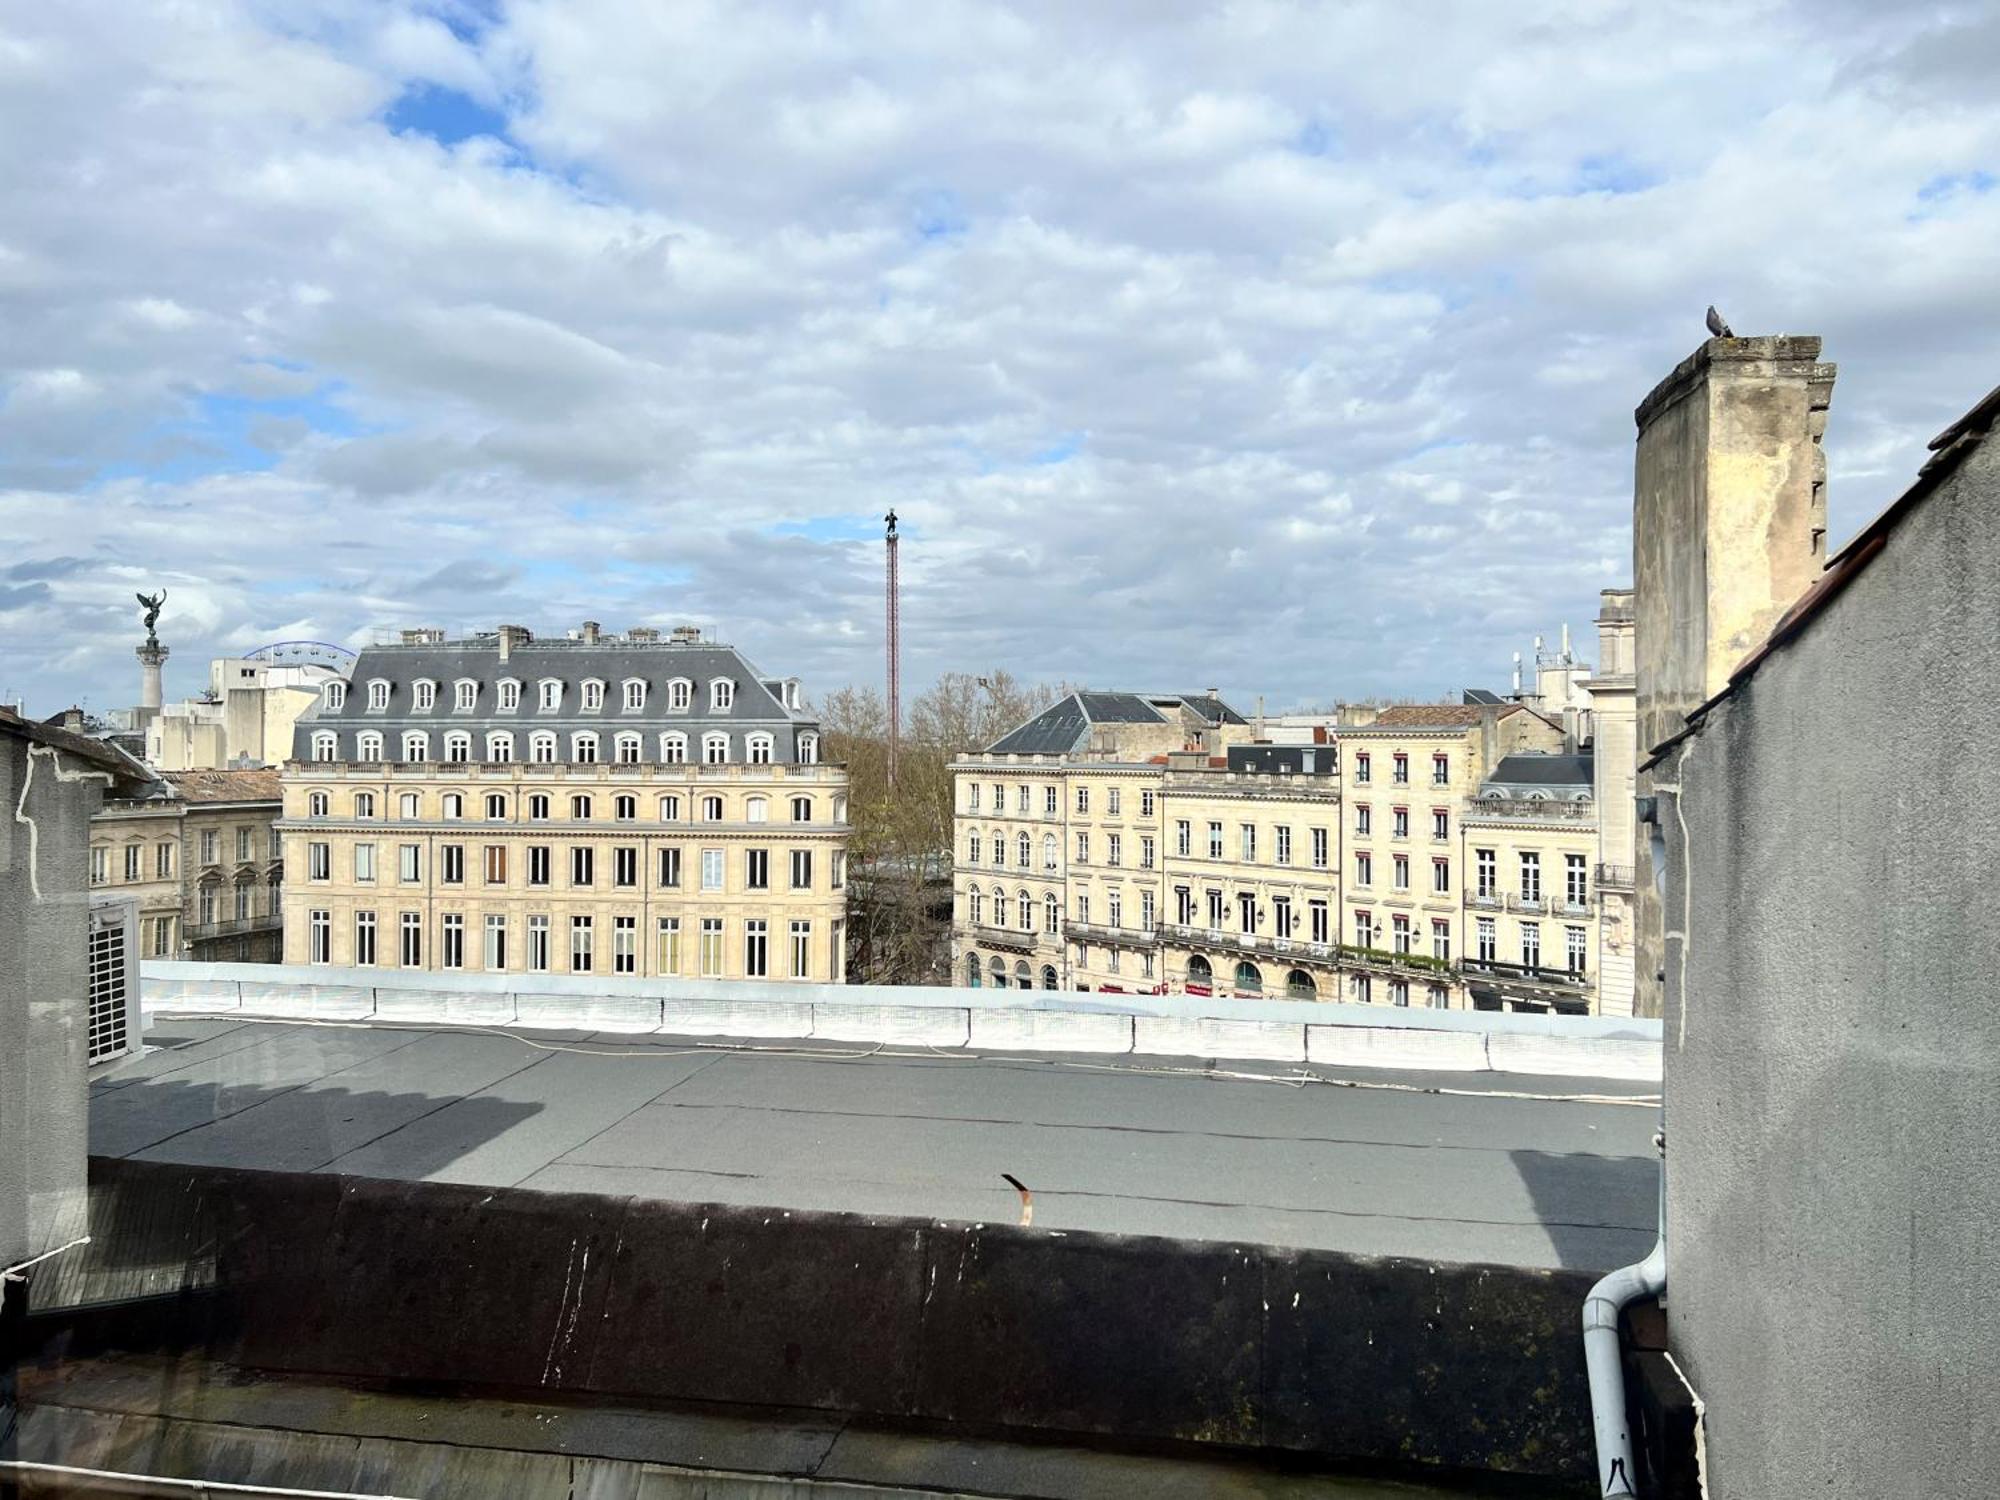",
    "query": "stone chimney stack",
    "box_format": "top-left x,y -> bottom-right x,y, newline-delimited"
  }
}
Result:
580,620 -> 601,644
1631,334 -> 1835,1018
496,624 -> 531,662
